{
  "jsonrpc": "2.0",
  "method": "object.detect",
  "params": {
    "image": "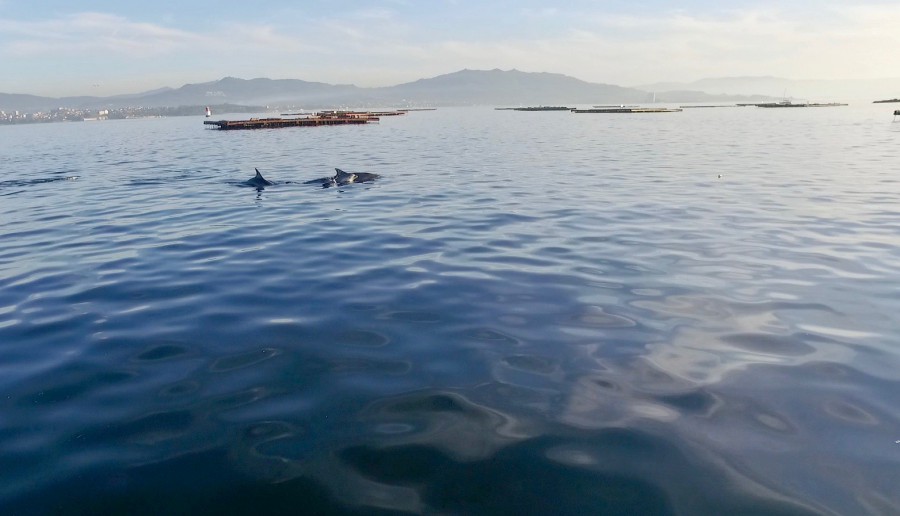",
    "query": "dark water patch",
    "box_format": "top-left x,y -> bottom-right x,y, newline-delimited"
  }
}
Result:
16,369 -> 135,407
209,347 -> 281,372
462,327 -> 521,345
83,410 -> 195,445
752,411 -> 795,433
503,354 -> 558,374
126,179 -> 169,186
566,306 -> 637,328
336,428 -> 828,515
823,399 -> 878,425
0,175 -> 79,190
359,391 -> 529,461
722,332 -> 818,357
135,343 -> 189,361
728,300 -> 841,316
206,387 -> 271,415
588,376 -> 622,392
252,434 -> 320,463
383,393 -> 471,415
536,245 -> 574,256
242,420 -> 298,445
382,311 -> 441,323
158,380 -> 201,399
0,448 -> 356,516
629,360 -> 684,391
655,390 -> 720,416
336,329 -> 390,348
348,303 -> 379,312
64,281 -> 207,305
329,357 -> 411,375
805,360 -> 854,380
470,382 -> 562,418
89,223 -> 136,235
340,441 -> 674,515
